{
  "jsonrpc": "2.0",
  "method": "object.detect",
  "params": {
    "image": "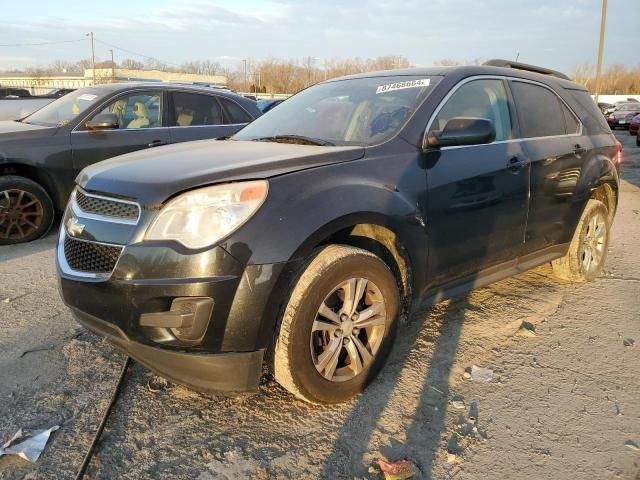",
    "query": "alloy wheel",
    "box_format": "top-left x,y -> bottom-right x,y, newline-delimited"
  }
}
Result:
0,189 -> 44,240
581,212 -> 607,274
310,278 -> 387,382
